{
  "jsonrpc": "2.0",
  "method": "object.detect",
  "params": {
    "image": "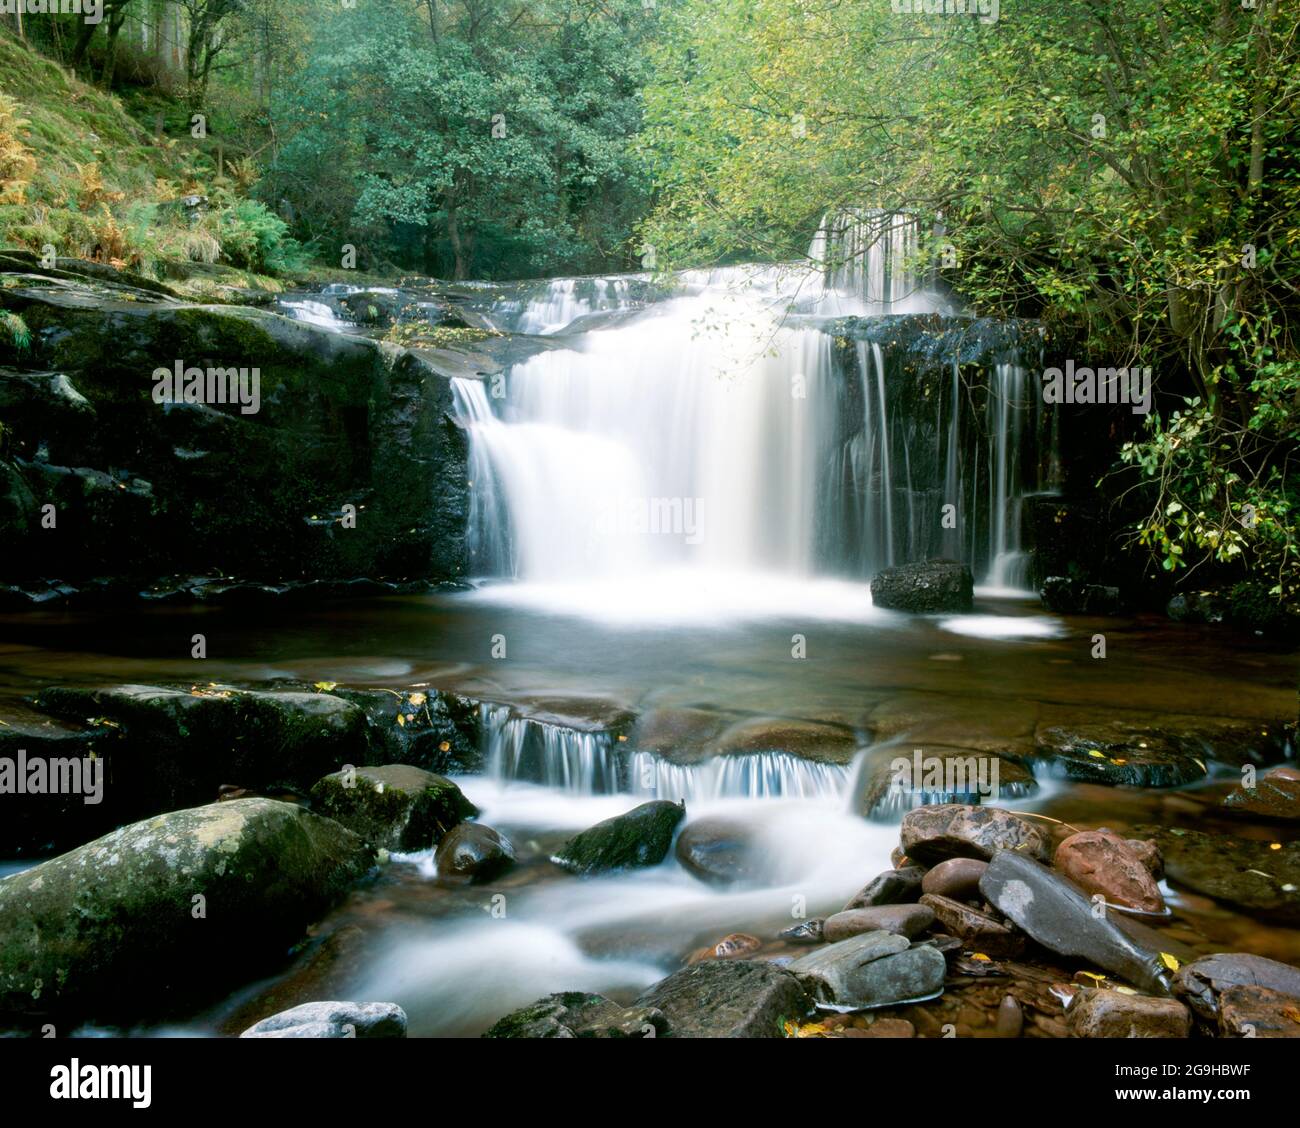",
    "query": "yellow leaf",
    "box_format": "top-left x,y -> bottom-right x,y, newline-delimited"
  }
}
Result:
1159,953 -> 1180,971
397,714 -> 406,727
408,692 -> 427,707
314,681 -> 338,692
